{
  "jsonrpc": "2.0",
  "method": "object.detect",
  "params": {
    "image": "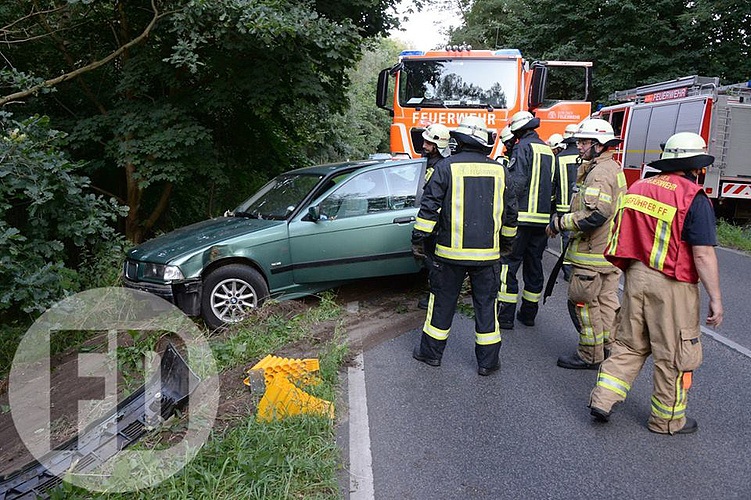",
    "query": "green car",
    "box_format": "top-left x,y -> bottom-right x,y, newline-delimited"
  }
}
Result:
123,157 -> 426,328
